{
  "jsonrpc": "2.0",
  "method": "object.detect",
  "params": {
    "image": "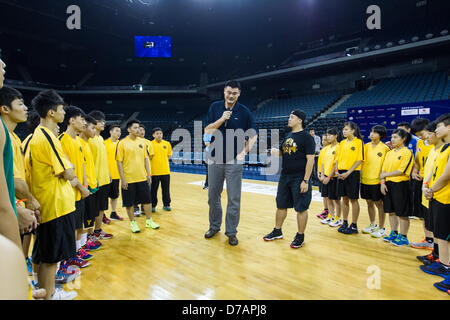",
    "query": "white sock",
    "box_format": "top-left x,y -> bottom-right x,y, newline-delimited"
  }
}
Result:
81,233 -> 88,246
32,272 -> 39,284
76,240 -> 81,251
56,262 -> 61,275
